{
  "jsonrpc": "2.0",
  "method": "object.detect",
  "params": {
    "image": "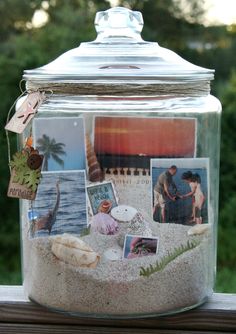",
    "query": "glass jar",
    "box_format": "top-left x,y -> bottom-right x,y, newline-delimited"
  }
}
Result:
19,7 -> 221,318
